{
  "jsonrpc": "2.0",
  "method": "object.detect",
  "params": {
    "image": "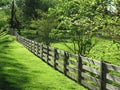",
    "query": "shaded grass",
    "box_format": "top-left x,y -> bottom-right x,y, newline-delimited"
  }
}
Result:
0,35 -> 29,90
0,34 -> 87,90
